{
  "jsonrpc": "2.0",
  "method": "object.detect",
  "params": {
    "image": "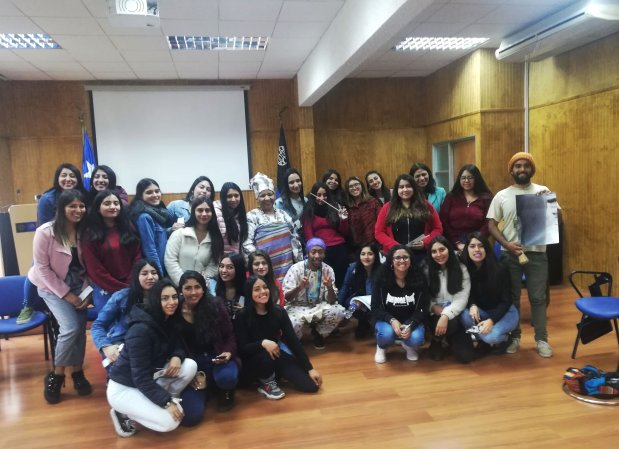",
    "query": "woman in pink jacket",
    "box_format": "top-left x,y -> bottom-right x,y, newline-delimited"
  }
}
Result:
28,189 -> 93,405
374,174 -> 442,263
